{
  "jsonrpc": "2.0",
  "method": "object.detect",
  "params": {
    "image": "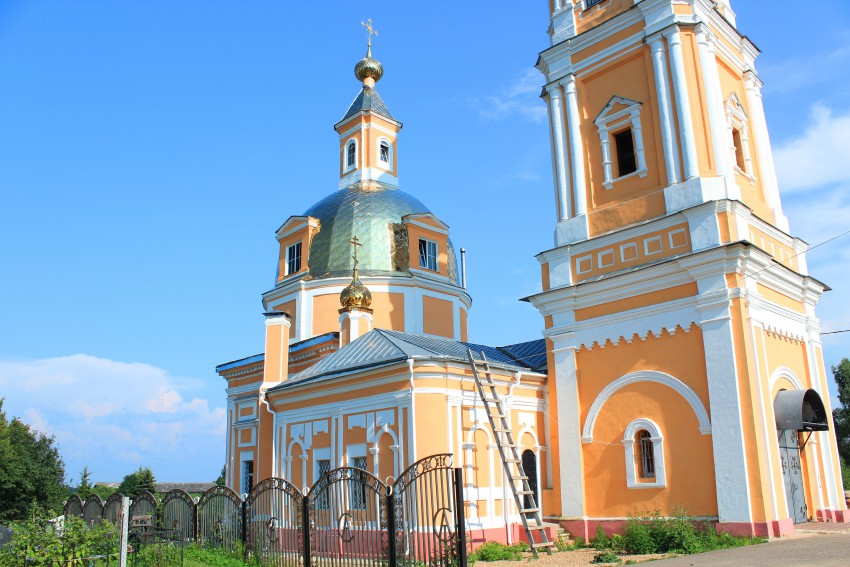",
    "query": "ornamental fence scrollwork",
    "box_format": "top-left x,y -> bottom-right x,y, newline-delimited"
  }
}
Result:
61,454 -> 466,567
